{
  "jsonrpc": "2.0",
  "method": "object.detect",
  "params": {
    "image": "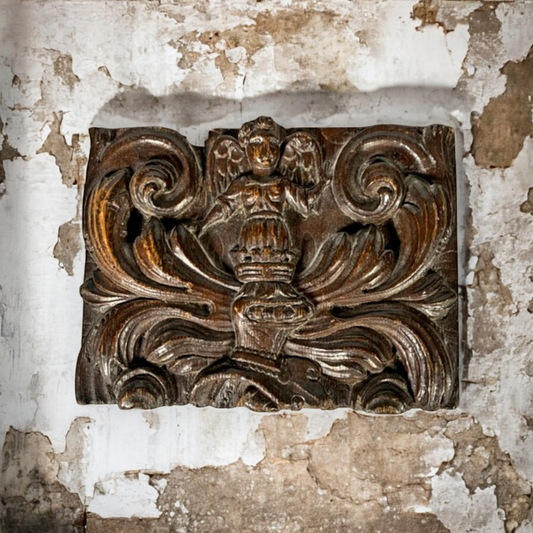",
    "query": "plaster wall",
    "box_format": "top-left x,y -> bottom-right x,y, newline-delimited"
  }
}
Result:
1,0 -> 533,531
